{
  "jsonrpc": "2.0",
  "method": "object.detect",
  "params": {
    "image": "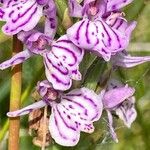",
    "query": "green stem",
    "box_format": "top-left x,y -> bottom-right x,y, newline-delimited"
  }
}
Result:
8,36 -> 23,150
0,67 -> 44,142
